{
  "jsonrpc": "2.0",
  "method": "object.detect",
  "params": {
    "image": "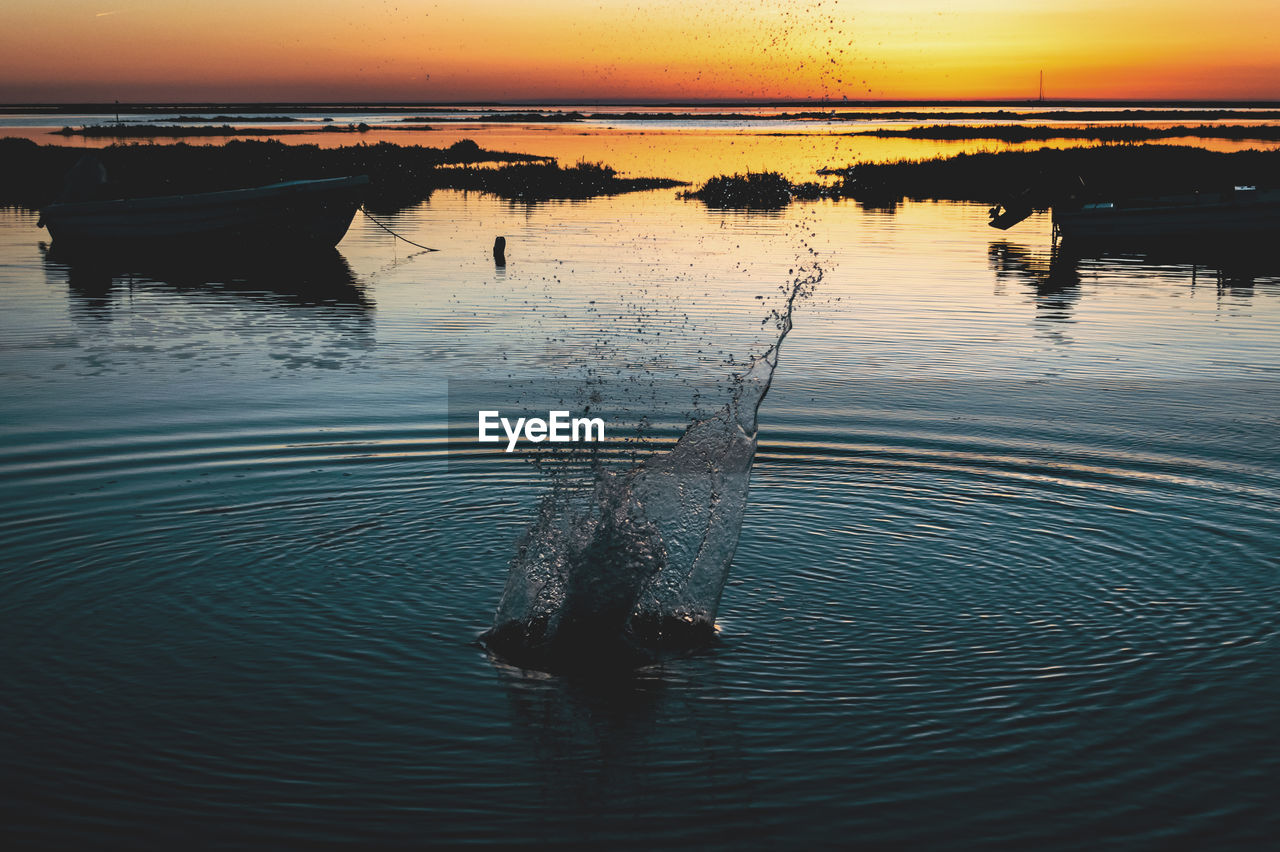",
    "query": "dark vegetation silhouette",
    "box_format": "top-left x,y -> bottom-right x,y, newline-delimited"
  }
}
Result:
0,138 -> 682,212
851,124 -> 1280,142
842,145 -> 1280,205
684,145 -> 1280,210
